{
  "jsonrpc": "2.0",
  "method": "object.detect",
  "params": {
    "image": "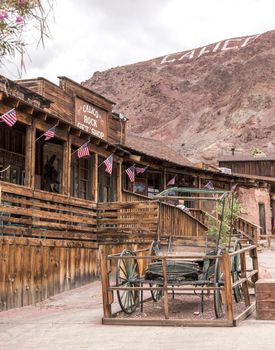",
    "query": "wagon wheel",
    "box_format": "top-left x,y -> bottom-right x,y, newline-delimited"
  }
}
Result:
214,253 -> 224,318
116,249 -> 140,314
149,241 -> 163,302
232,240 -> 244,303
